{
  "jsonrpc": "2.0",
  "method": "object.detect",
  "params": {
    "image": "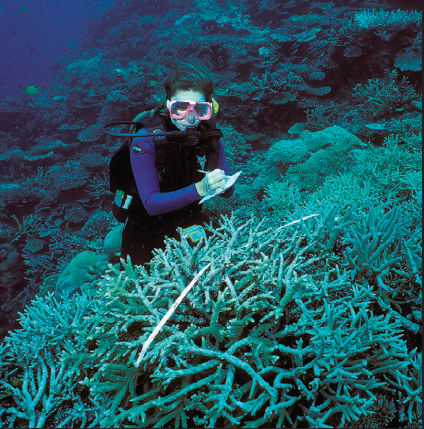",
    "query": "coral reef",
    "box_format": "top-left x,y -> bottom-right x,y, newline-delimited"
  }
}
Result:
0,208 -> 422,427
0,0 -> 421,426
